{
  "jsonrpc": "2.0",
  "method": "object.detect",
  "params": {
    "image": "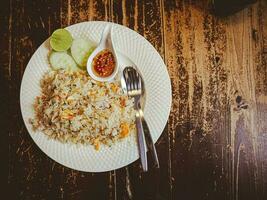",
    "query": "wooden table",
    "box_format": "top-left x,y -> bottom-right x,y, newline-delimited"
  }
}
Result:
3,0 -> 267,199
